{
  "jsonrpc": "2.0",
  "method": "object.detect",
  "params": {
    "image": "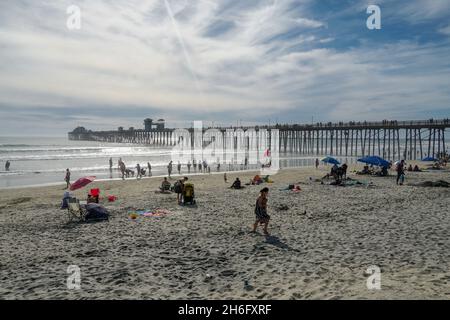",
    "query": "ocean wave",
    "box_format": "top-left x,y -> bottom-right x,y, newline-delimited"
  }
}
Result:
0,144 -> 34,148
0,148 -> 104,154
0,162 -> 170,176
0,150 -> 174,161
